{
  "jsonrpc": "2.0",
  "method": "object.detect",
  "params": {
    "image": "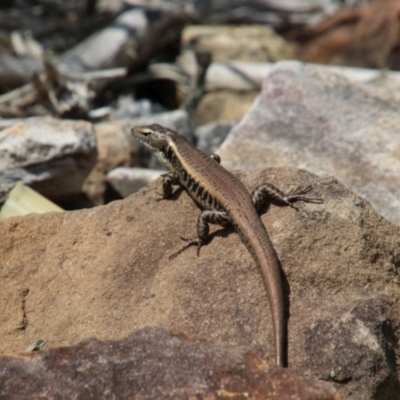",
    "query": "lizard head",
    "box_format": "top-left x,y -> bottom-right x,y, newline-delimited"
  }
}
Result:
131,124 -> 172,152
131,124 -> 181,172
